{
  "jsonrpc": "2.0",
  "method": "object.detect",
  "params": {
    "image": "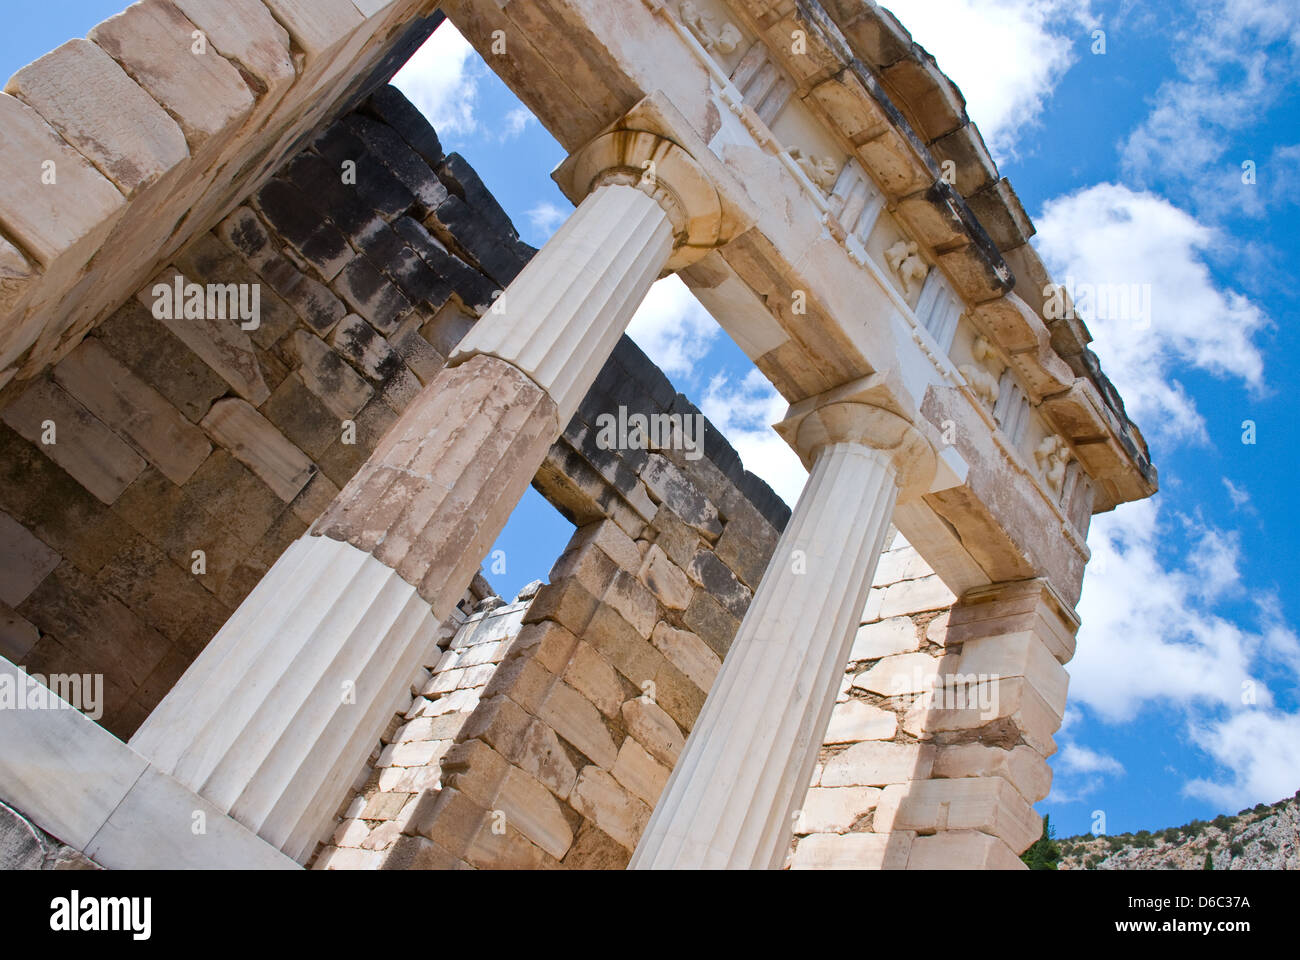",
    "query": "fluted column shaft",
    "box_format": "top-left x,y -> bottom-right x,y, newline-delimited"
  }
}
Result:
631,442 -> 900,869
132,181 -> 683,863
